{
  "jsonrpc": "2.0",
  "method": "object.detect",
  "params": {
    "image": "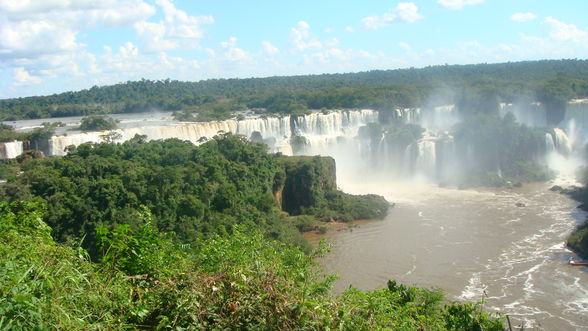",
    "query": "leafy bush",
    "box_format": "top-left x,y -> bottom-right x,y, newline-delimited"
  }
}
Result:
0,201 -> 504,329
79,115 -> 117,131
567,222 -> 588,259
